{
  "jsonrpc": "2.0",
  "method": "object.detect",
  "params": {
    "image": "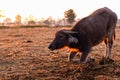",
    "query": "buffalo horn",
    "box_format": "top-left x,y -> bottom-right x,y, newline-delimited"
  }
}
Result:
62,30 -> 78,34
